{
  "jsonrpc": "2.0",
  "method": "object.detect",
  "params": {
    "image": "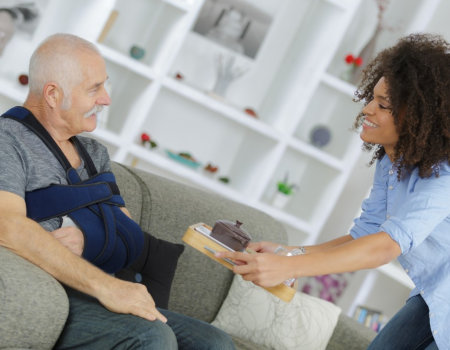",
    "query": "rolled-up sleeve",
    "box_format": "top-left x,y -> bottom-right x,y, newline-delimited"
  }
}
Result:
350,158 -> 388,239
381,166 -> 450,254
